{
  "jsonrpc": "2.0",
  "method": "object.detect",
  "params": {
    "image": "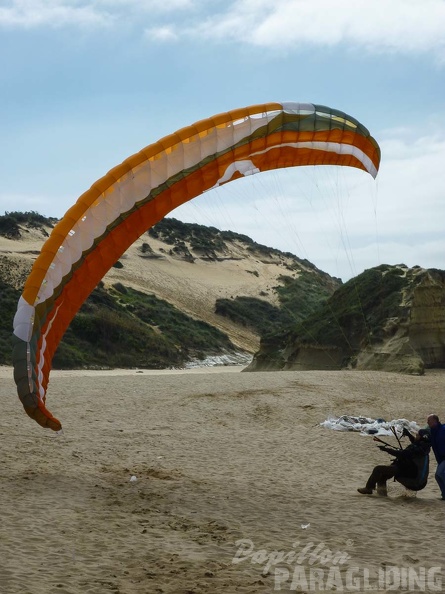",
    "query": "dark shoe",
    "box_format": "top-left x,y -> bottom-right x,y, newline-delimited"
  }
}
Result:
377,485 -> 388,496
357,487 -> 373,495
